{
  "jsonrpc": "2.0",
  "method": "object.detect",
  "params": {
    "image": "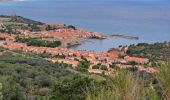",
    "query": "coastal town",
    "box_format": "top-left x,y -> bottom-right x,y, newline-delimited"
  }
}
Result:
0,15 -> 156,76
1,0 -> 170,99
